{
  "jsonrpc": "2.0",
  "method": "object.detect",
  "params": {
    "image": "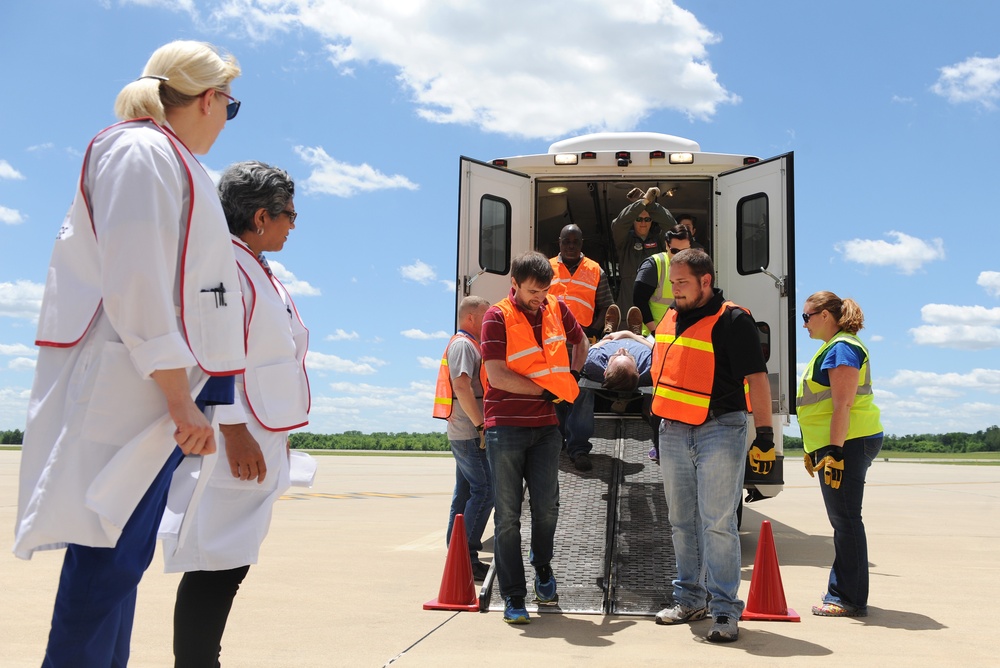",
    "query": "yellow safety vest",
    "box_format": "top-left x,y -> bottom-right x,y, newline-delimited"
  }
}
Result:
796,332 -> 882,452
645,252 -> 674,335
